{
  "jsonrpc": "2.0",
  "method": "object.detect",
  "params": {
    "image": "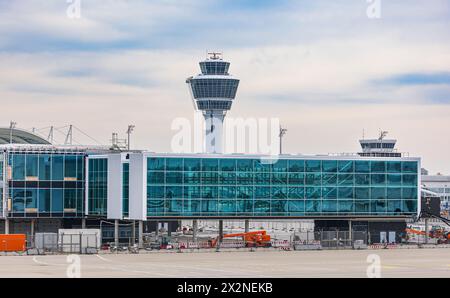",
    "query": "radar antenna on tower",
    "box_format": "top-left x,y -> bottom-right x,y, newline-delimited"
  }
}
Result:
379,130 -> 388,140
207,52 -> 223,60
